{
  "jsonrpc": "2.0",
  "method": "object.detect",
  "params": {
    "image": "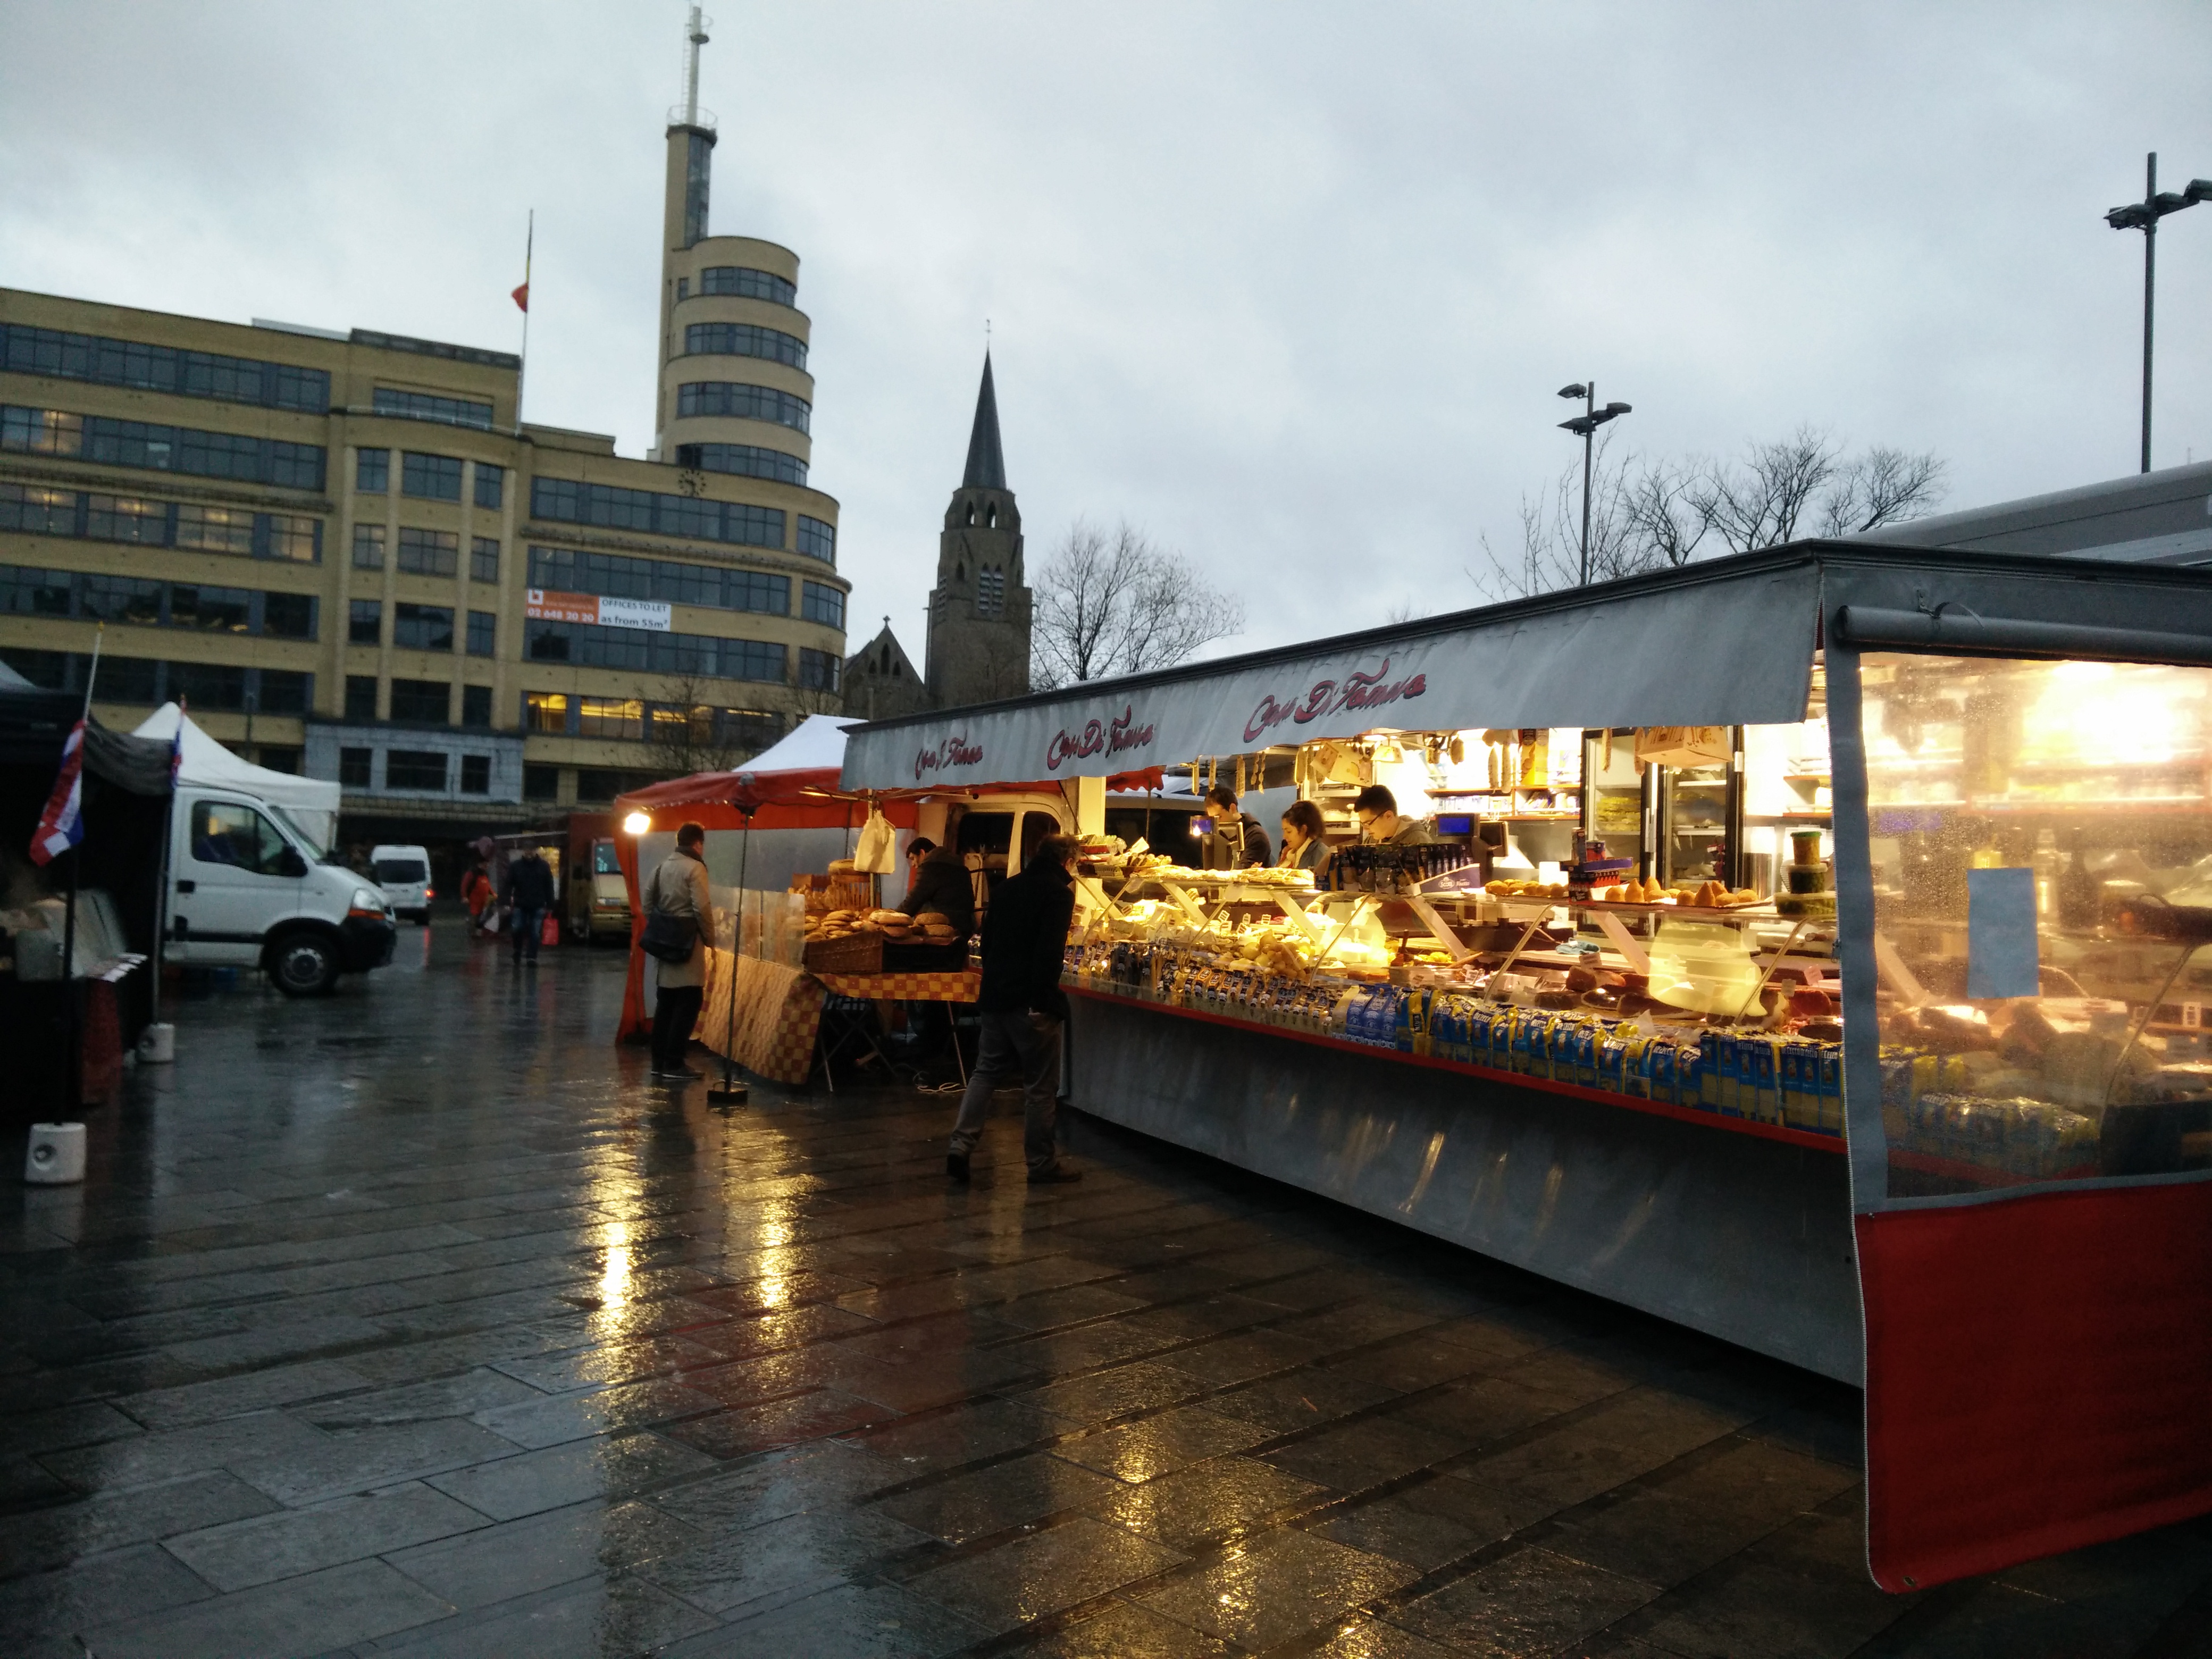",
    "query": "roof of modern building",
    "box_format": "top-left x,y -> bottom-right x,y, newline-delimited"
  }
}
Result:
1853,458 -> 2212,566
961,350 -> 1007,492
